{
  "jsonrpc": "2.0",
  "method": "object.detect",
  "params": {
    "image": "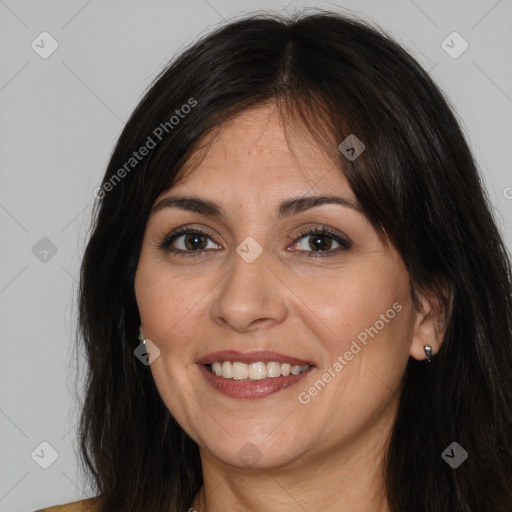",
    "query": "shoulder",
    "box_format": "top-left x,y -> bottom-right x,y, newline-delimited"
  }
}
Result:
34,496 -> 102,512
